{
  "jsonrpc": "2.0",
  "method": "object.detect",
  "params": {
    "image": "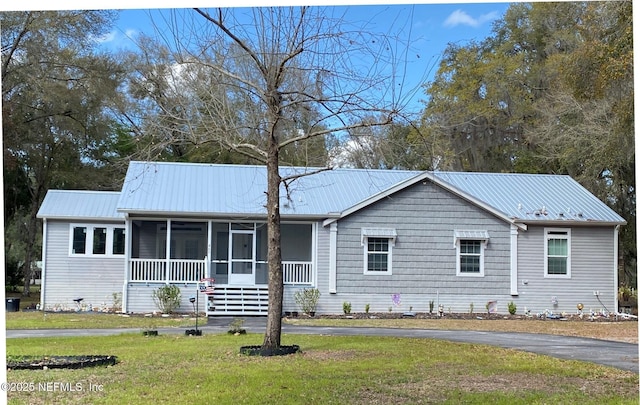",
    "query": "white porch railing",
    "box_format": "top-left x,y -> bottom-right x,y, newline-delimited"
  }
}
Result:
130,259 -> 312,285
130,259 -> 166,281
283,261 -> 313,285
130,259 -> 205,282
170,260 -> 206,282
